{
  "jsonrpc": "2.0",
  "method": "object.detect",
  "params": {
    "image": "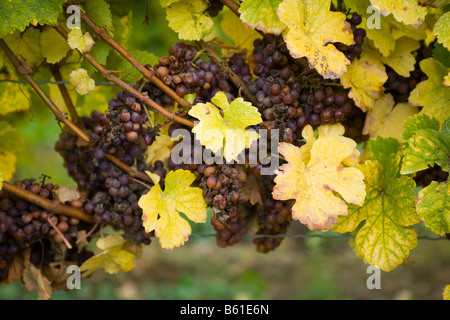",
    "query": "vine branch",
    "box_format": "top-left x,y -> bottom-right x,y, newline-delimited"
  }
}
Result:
0,39 -> 152,184
2,181 -> 95,223
72,5 -> 192,111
